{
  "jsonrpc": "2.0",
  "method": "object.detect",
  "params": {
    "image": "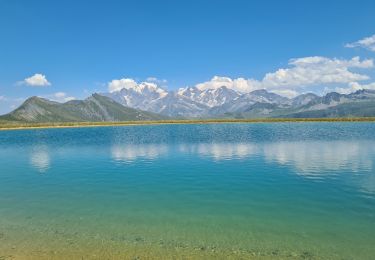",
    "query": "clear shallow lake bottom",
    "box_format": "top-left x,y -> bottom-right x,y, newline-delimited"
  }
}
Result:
0,123 -> 374,259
